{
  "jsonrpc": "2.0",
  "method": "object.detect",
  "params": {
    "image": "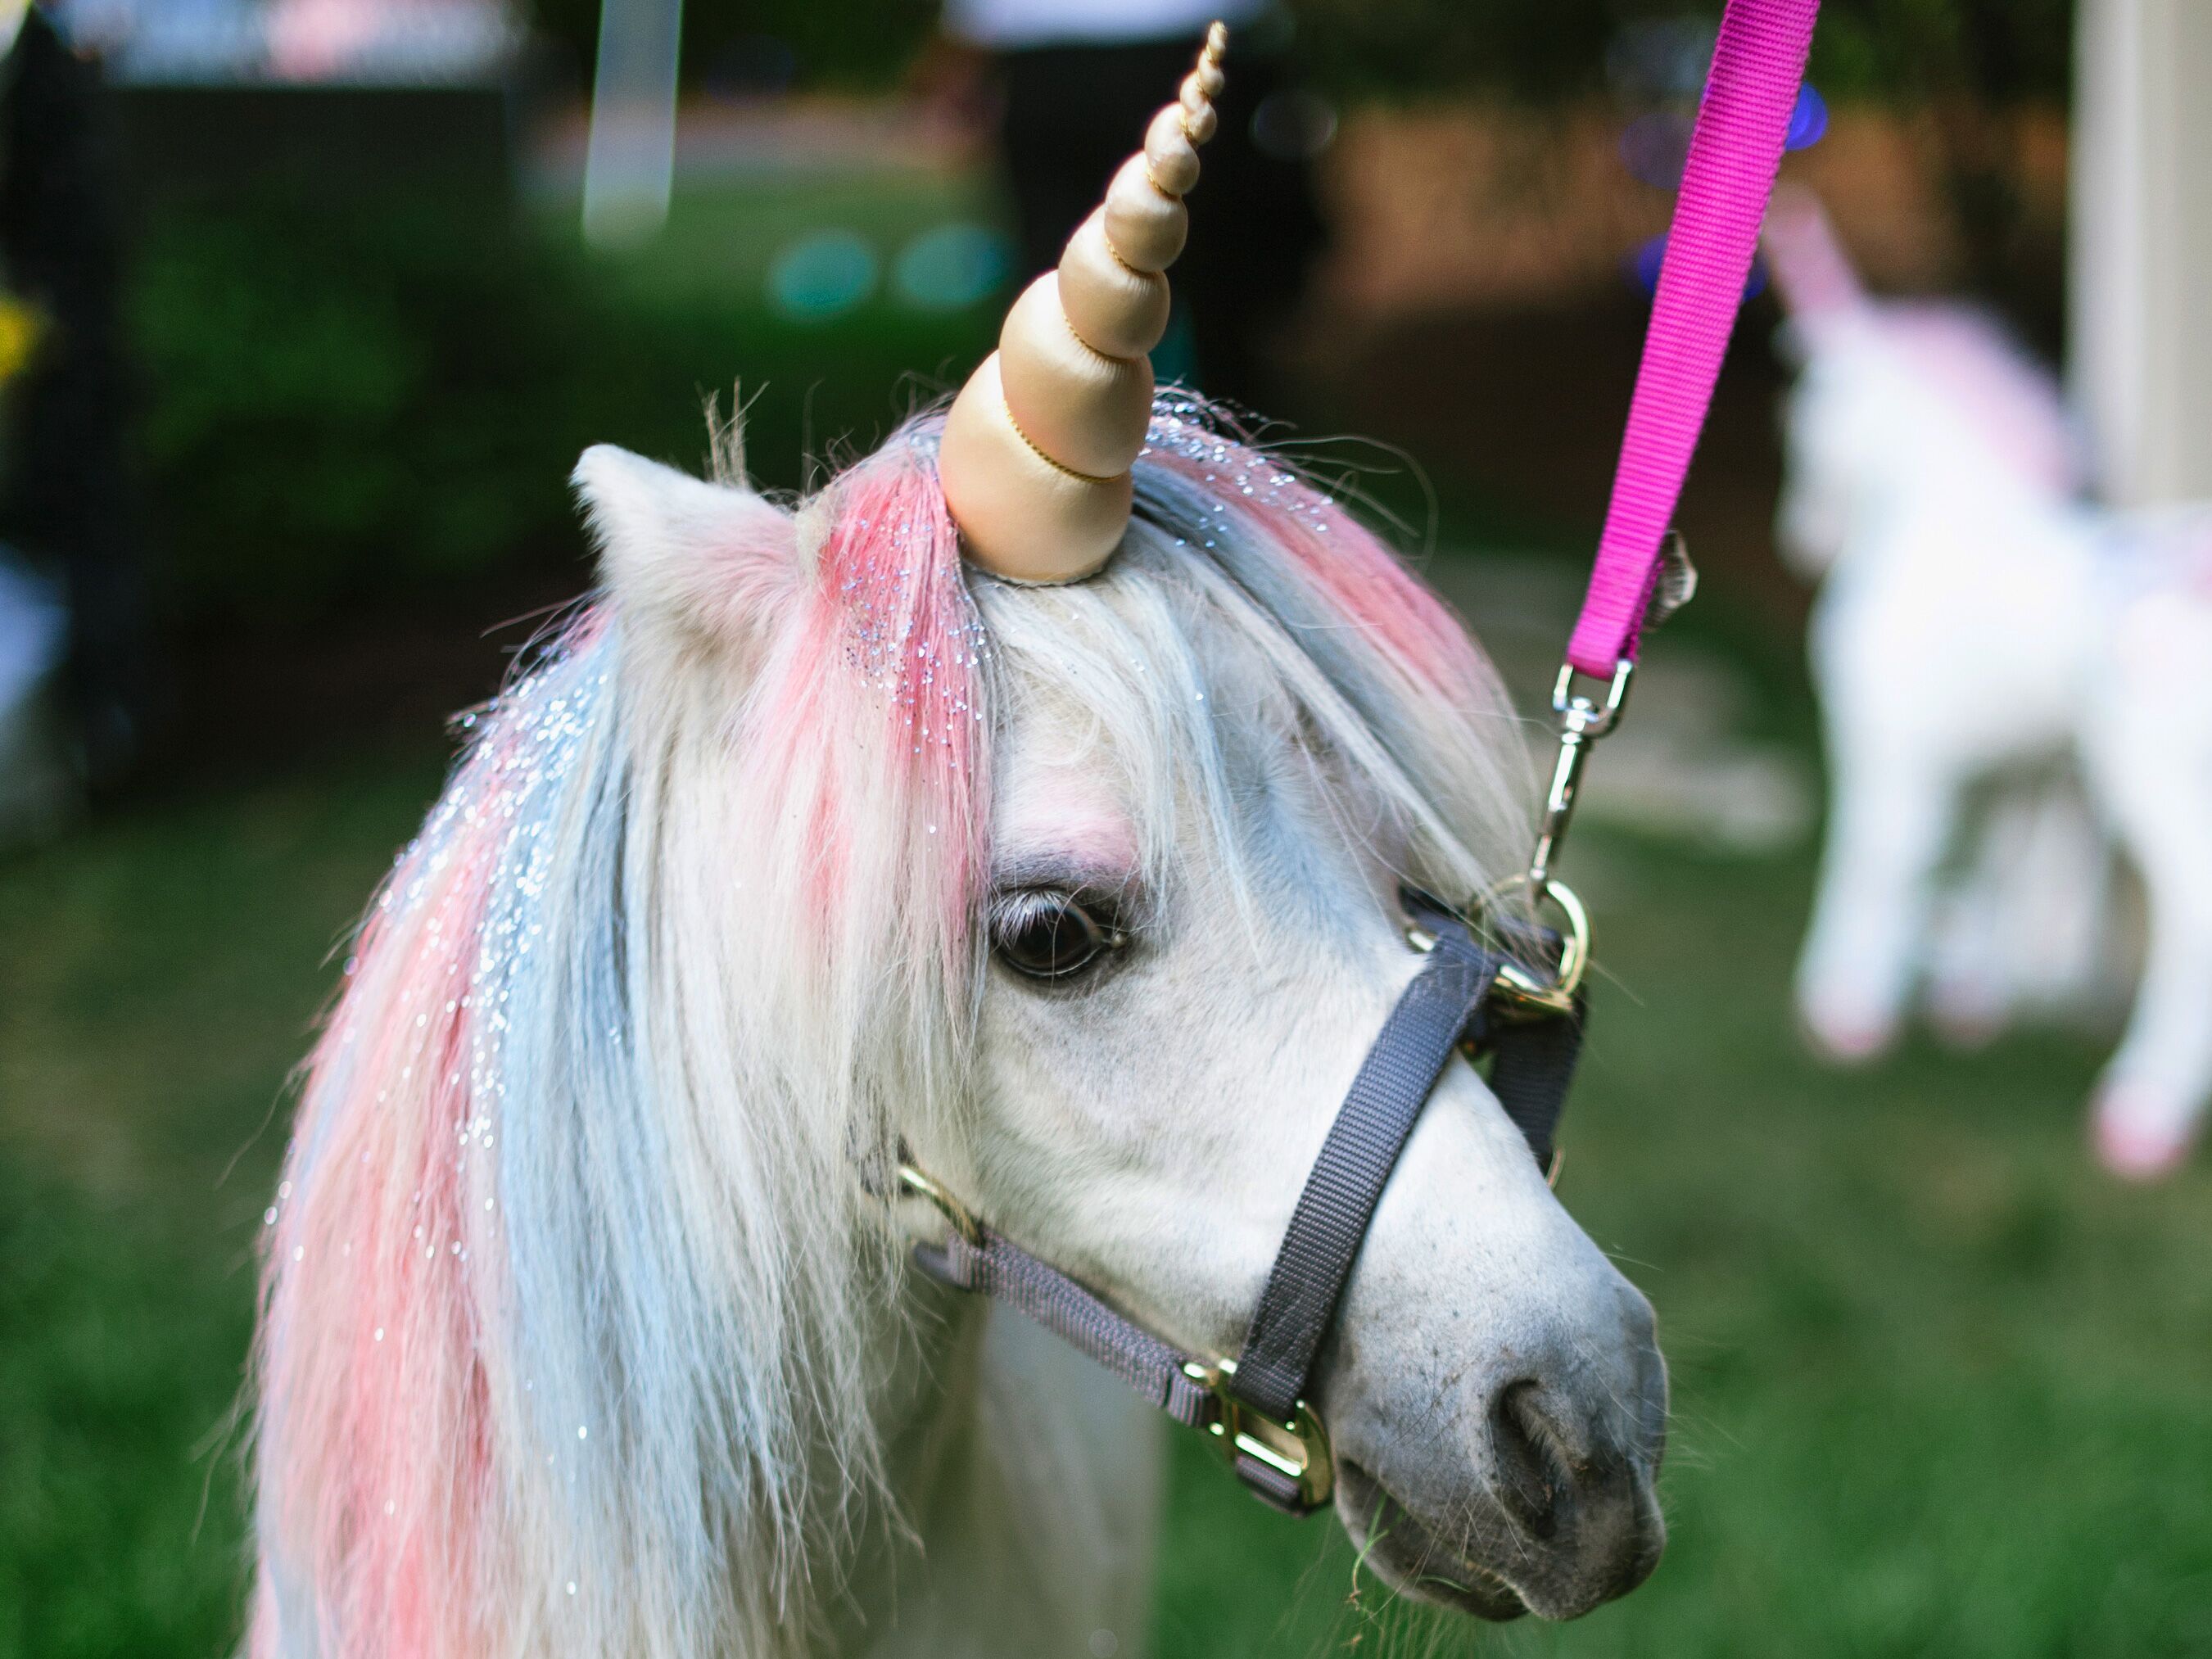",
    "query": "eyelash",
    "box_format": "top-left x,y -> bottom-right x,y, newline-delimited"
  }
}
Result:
989,888 -> 1130,981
